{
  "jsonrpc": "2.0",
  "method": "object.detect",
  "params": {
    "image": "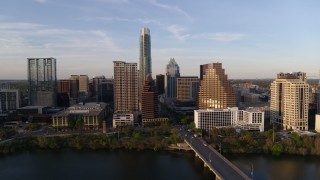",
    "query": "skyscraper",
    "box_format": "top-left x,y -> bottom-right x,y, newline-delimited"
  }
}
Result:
176,76 -> 199,102
156,74 -> 165,95
139,28 -> 151,109
113,61 -> 138,113
28,58 -> 57,107
78,75 -> 89,94
141,74 -> 158,119
197,63 -> 236,109
270,72 -> 309,130
165,58 -> 180,98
